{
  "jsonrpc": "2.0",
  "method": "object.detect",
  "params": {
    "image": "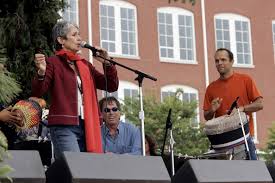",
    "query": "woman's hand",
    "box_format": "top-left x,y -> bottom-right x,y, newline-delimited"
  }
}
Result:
93,47 -> 112,65
0,107 -> 23,125
34,53 -> 47,76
